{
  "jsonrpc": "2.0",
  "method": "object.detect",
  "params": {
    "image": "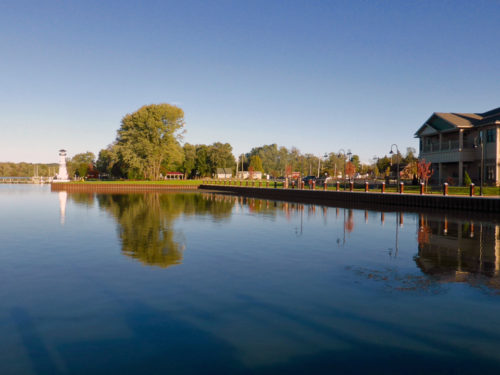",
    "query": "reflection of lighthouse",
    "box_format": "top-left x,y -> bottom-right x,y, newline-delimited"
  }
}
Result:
59,191 -> 67,225
56,149 -> 69,181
